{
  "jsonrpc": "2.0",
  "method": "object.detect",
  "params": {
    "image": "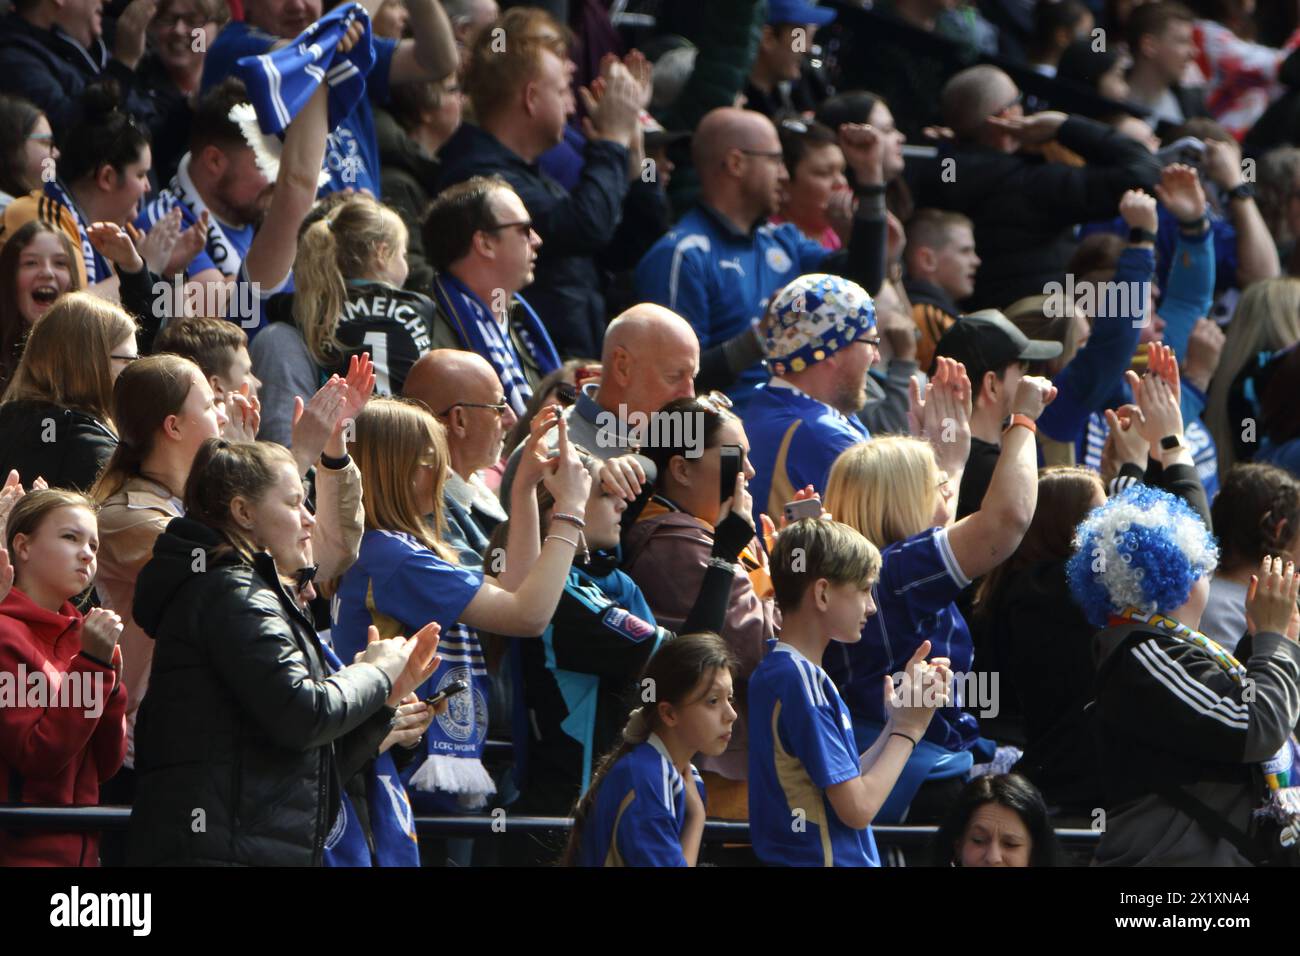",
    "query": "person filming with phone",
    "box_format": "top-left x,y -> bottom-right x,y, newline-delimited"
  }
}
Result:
617,393 -> 778,821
